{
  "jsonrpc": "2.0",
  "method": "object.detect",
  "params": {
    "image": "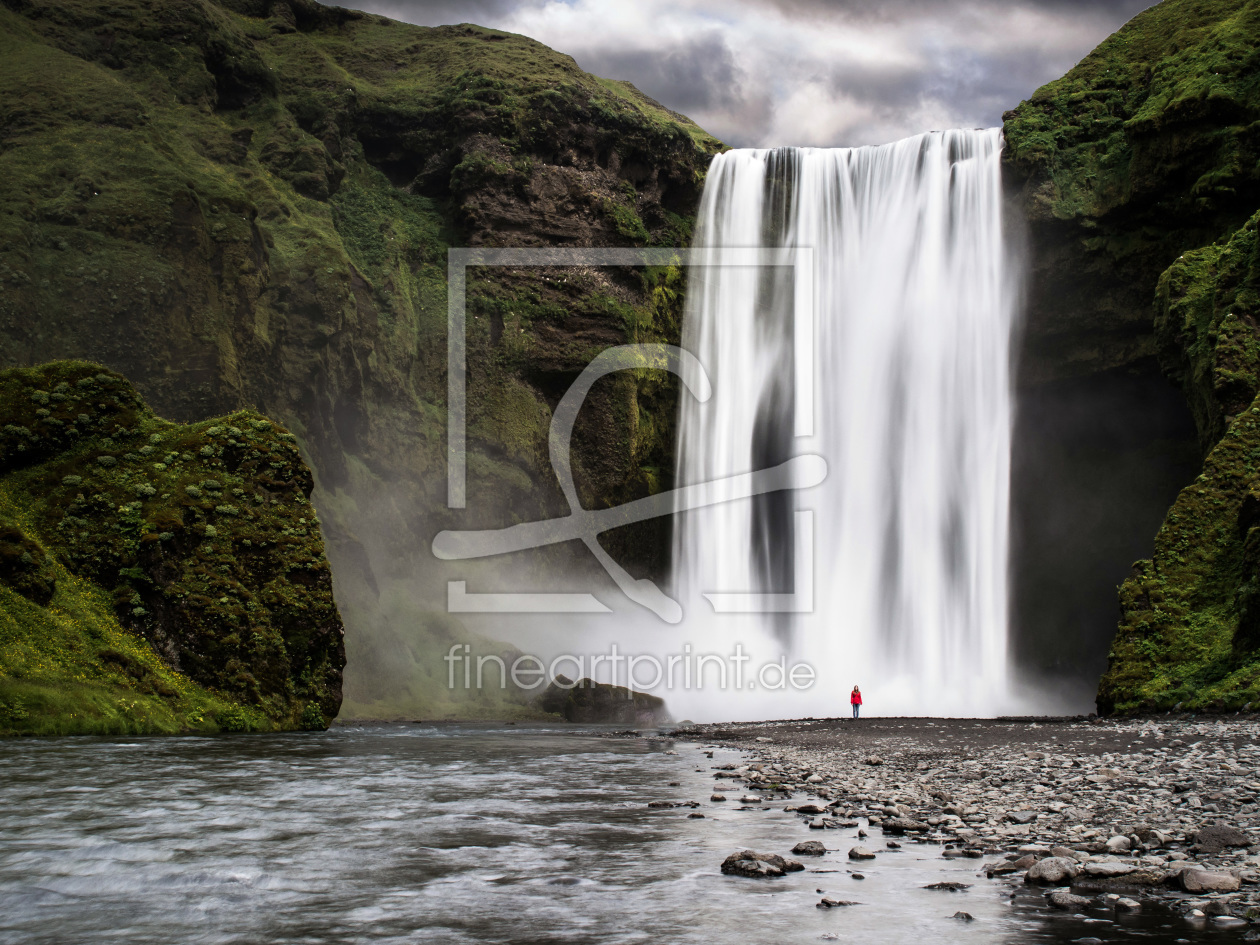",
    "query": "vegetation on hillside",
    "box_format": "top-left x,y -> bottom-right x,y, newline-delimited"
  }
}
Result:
0,0 -> 722,719
0,360 -> 344,734
1098,211 -> 1260,713
1003,0 -> 1260,379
